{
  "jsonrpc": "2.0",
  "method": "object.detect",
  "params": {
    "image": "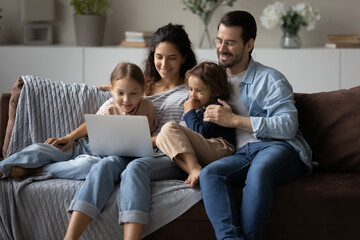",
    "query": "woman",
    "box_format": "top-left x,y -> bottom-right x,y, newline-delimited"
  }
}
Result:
64,23 -> 197,240
118,23 -> 198,240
